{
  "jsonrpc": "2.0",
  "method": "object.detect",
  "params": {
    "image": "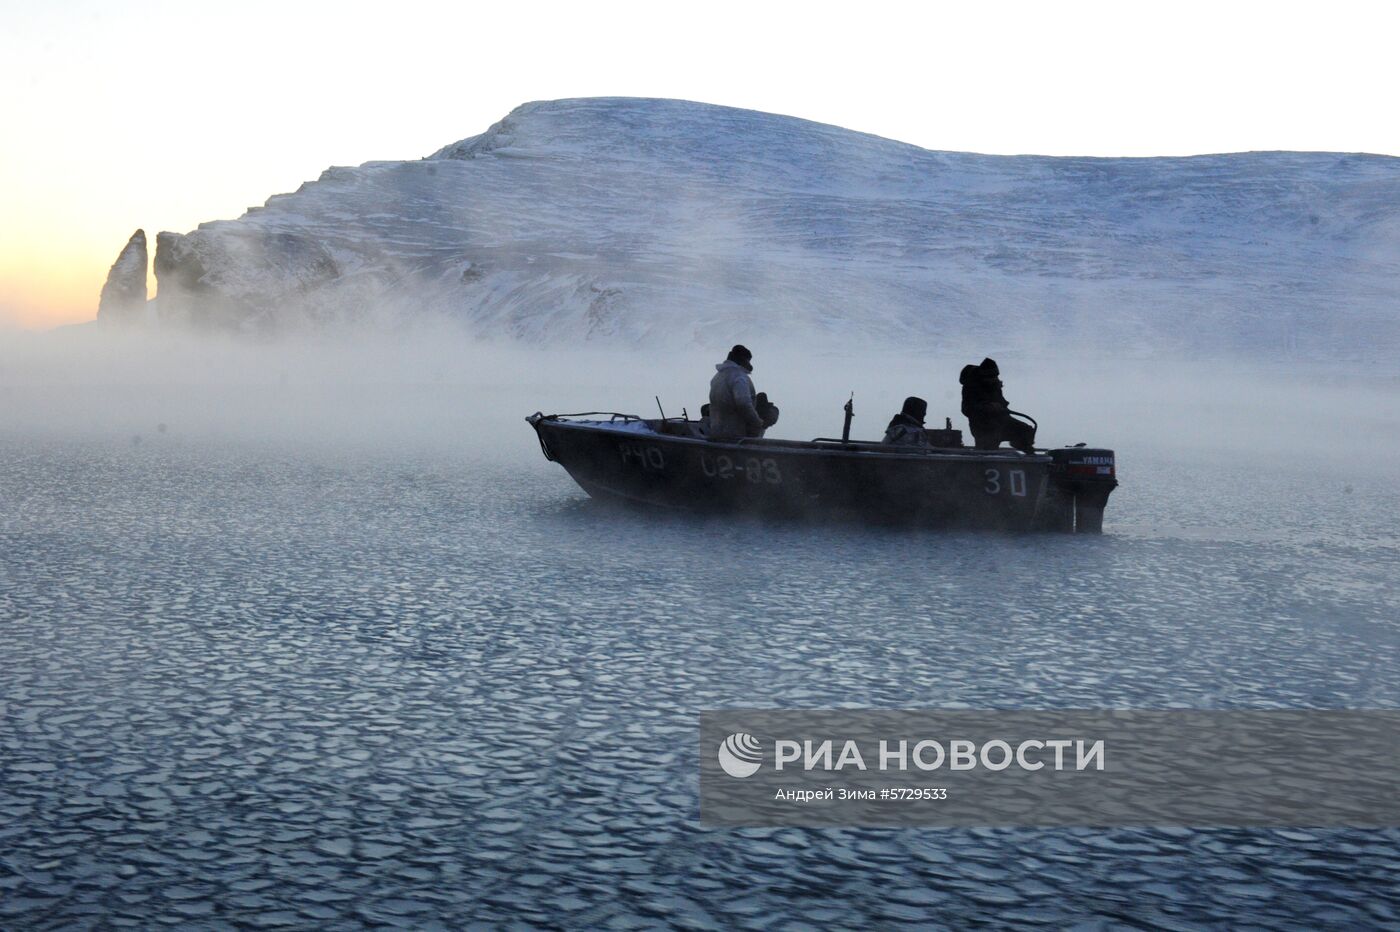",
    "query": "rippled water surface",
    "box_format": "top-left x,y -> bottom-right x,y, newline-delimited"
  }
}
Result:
3,434 -> 1399,929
